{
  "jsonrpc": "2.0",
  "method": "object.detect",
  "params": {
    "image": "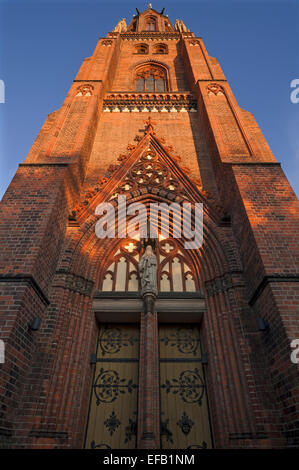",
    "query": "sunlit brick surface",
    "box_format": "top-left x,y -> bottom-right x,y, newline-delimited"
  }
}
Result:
0,6 -> 298,449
